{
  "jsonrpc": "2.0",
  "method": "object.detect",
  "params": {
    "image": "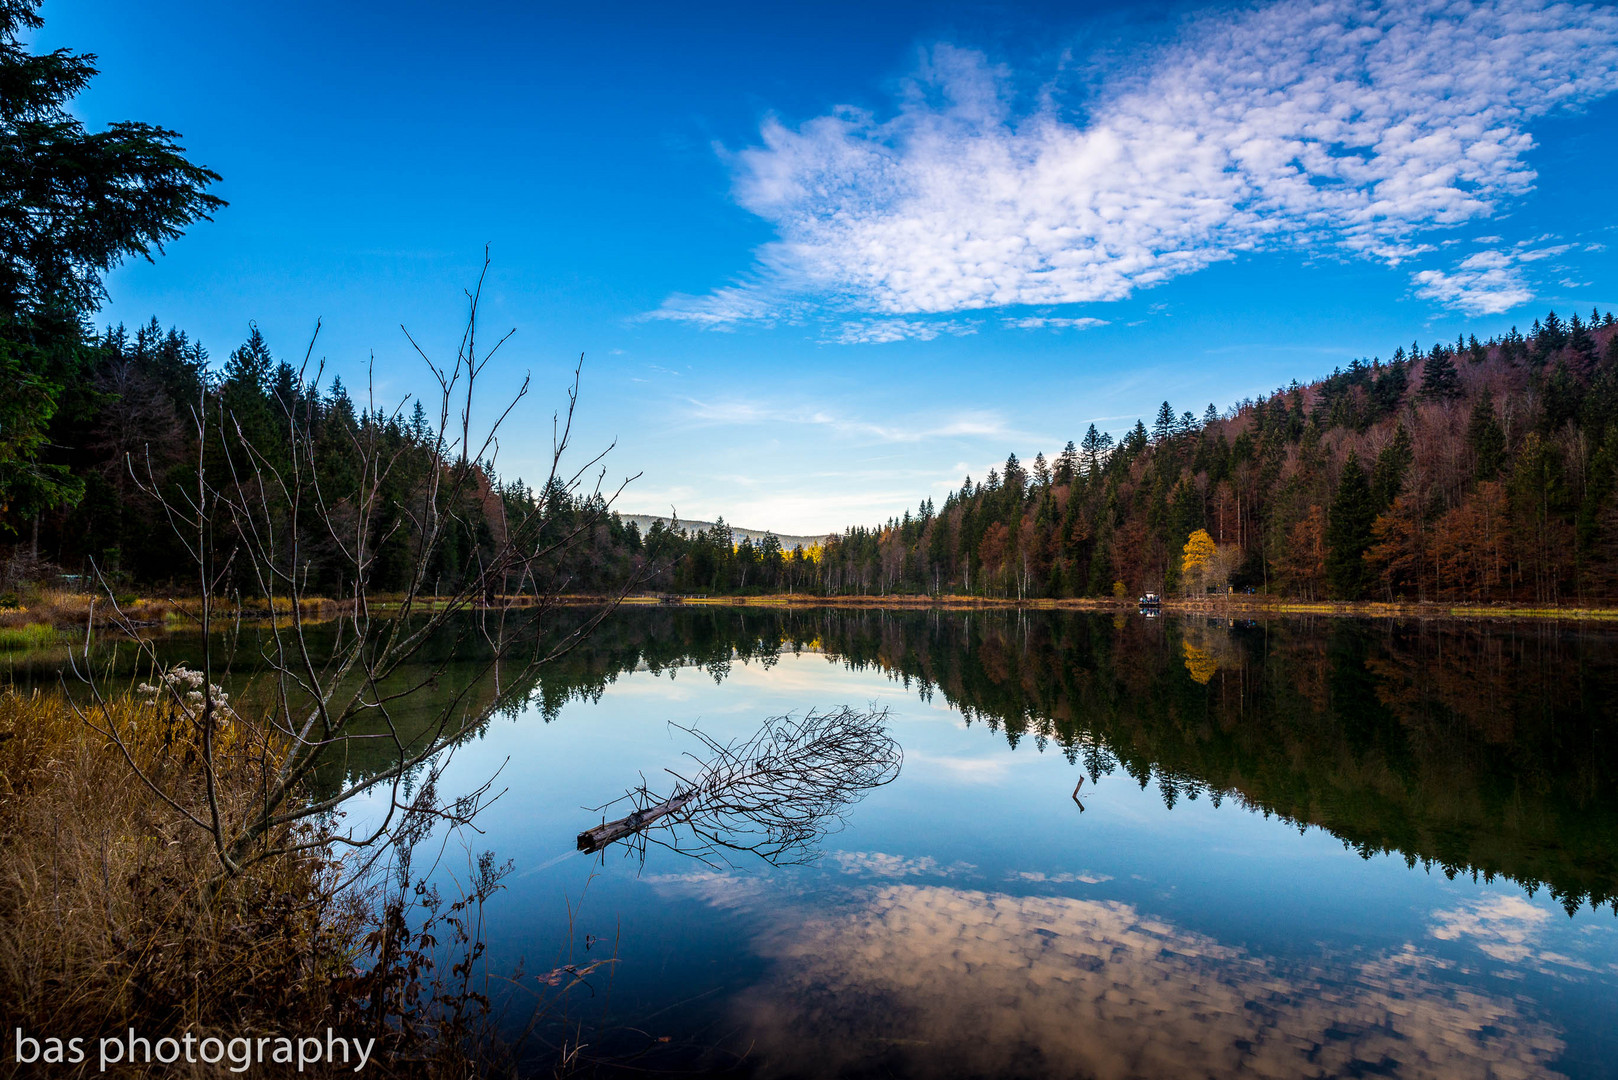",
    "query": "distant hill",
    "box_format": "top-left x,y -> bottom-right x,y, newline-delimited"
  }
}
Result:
618,514 -> 829,552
